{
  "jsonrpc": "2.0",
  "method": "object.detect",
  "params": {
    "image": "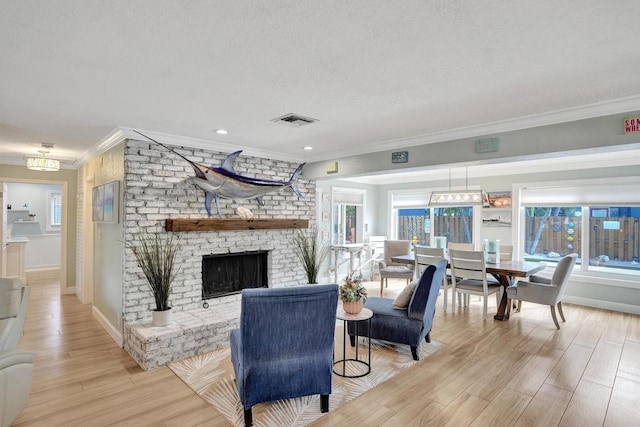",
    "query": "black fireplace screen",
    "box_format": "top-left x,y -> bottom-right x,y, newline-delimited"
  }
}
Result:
201,251 -> 268,301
